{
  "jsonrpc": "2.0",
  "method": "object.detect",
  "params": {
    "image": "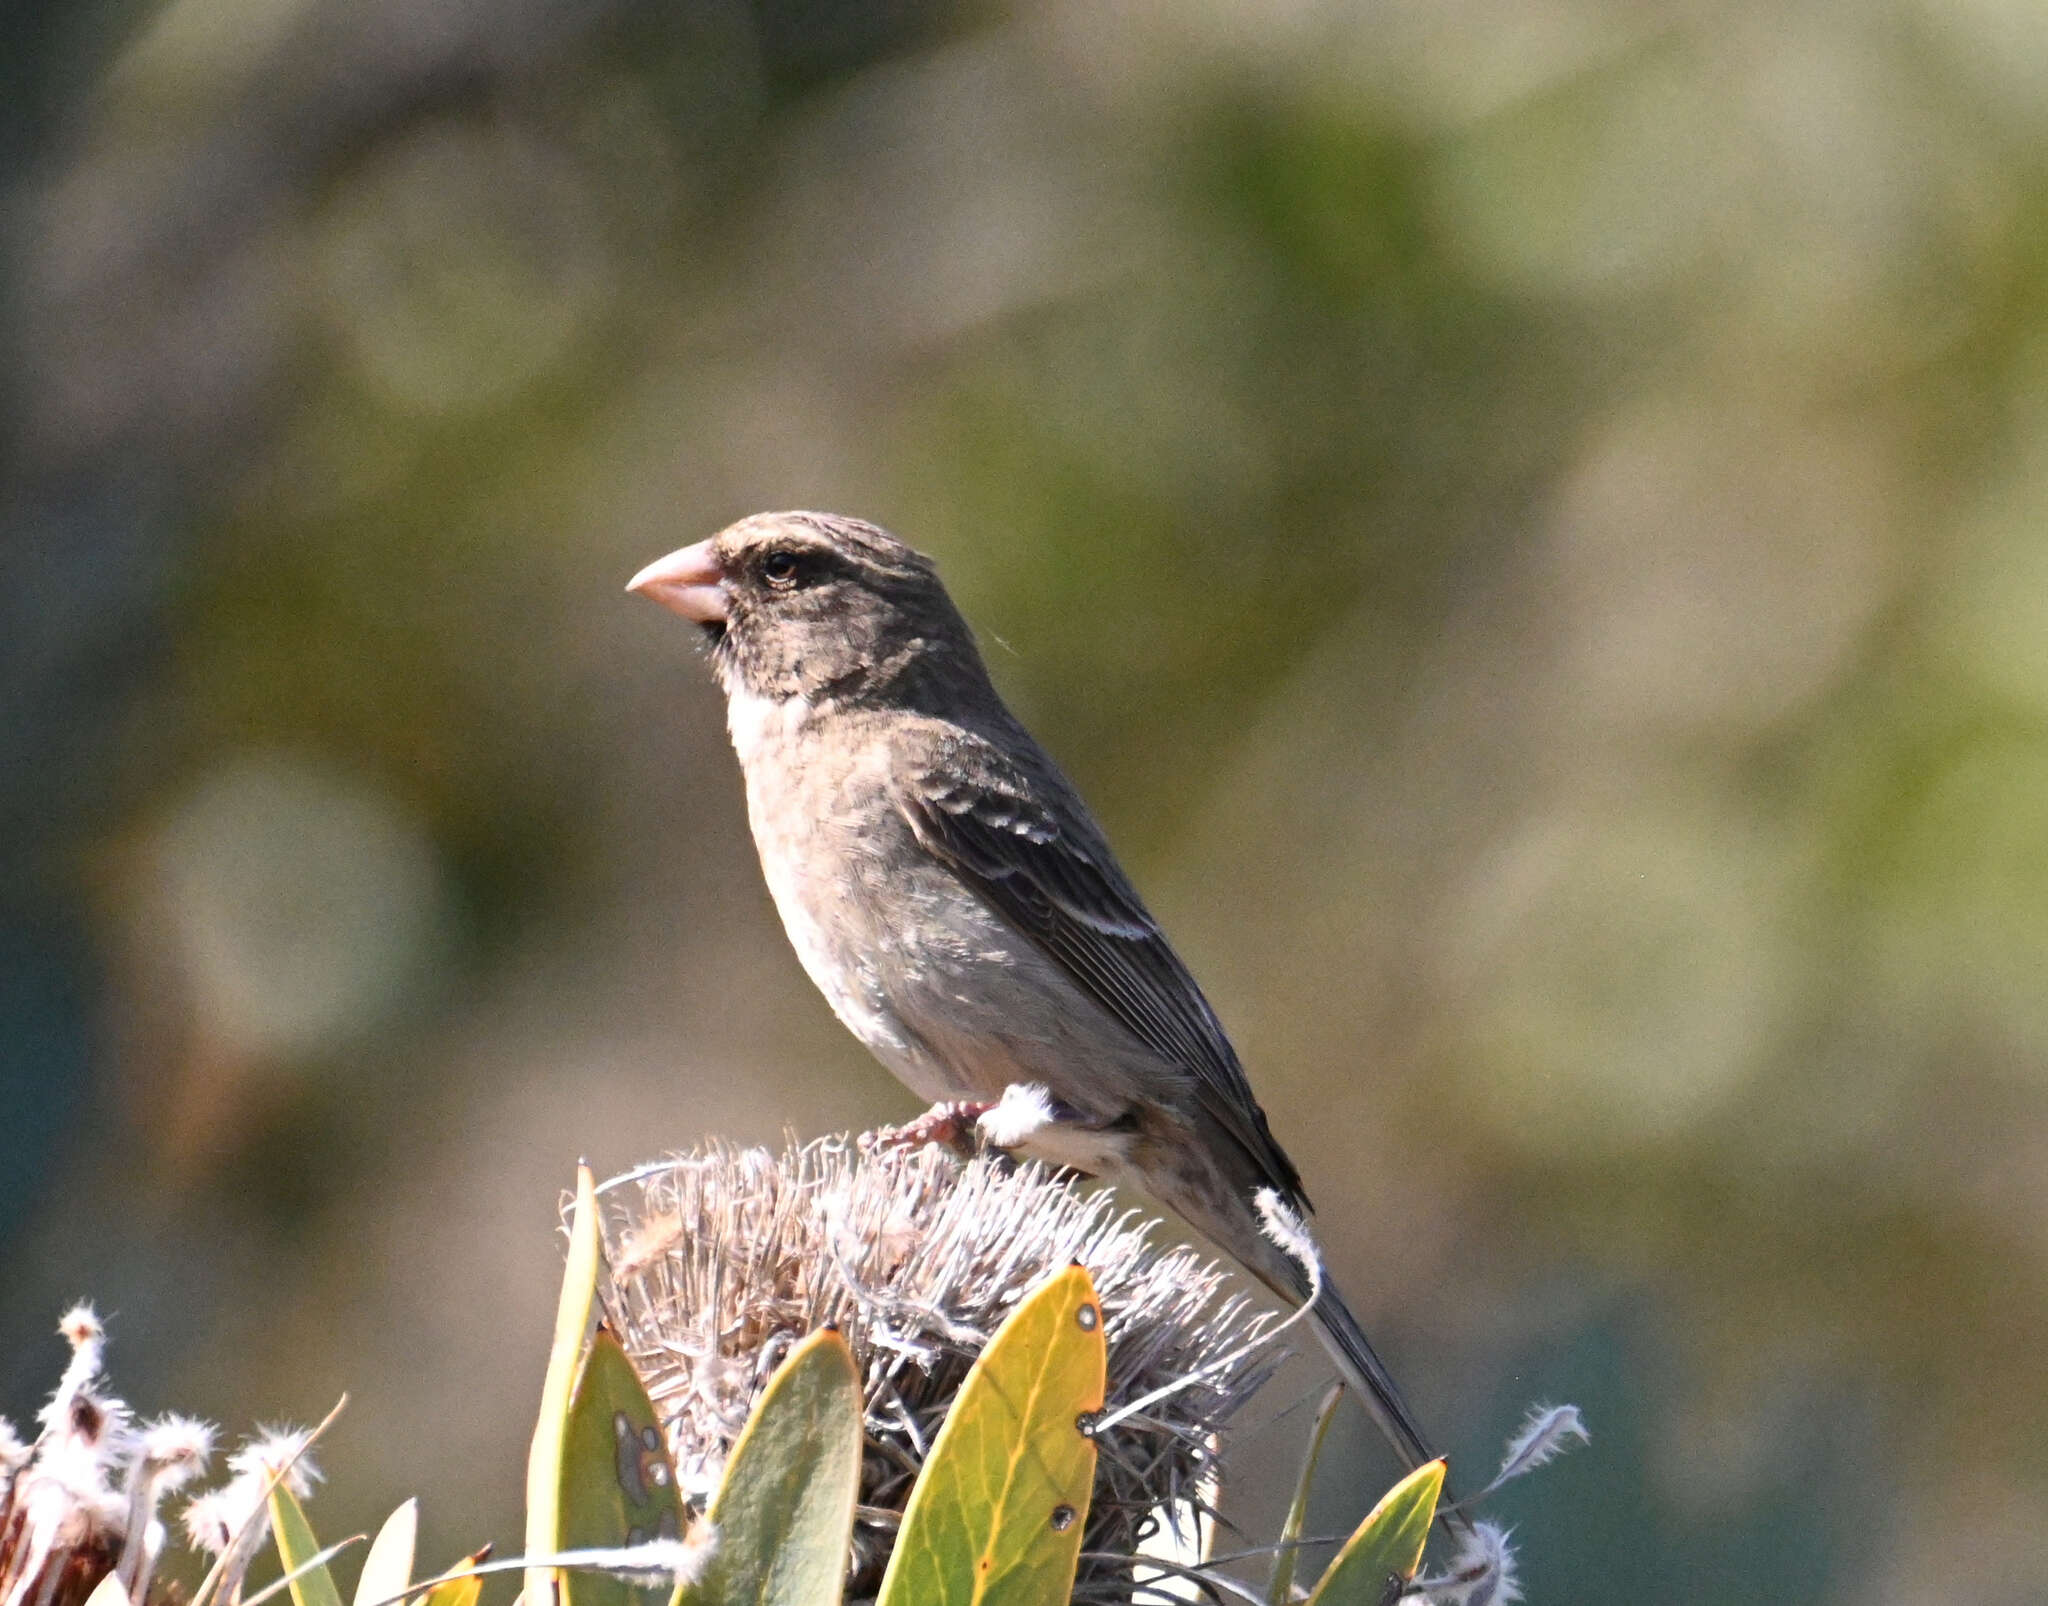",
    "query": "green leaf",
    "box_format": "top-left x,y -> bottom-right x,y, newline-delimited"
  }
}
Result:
245,1540 -> 369,1606
1268,1384 -> 1343,1605
558,1328 -> 687,1606
528,1164 -> 602,1606
354,1500 -> 417,1606
1303,1459 -> 1444,1606
876,1264 -> 1107,1606
269,1483 -> 347,1606
679,1328 -> 863,1606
